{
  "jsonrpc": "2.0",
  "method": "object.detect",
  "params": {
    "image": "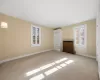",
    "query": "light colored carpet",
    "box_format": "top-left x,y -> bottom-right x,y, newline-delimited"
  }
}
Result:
0,51 -> 99,80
